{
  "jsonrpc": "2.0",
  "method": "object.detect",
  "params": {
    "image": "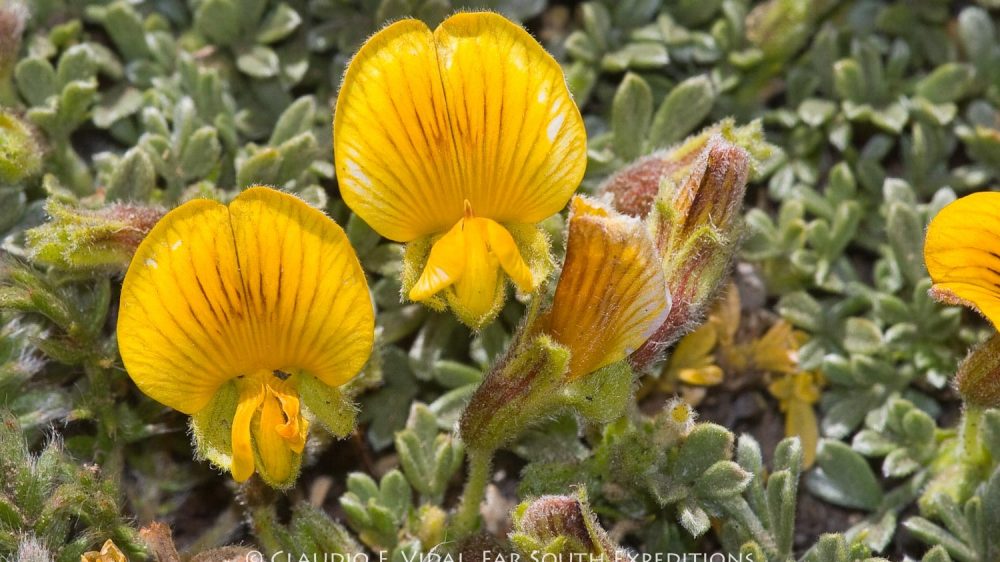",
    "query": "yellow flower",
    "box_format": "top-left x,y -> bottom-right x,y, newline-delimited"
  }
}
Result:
334,12 -> 587,329
767,371 -> 822,468
663,322 -> 723,386
924,191 -> 1000,327
81,540 -> 126,562
541,196 -> 671,380
117,187 -> 374,487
